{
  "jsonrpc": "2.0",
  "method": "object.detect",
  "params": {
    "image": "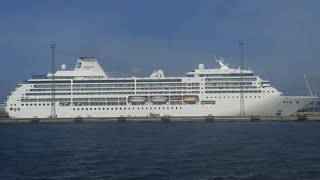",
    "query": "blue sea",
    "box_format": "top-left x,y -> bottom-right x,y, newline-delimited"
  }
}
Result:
1,122 -> 320,180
